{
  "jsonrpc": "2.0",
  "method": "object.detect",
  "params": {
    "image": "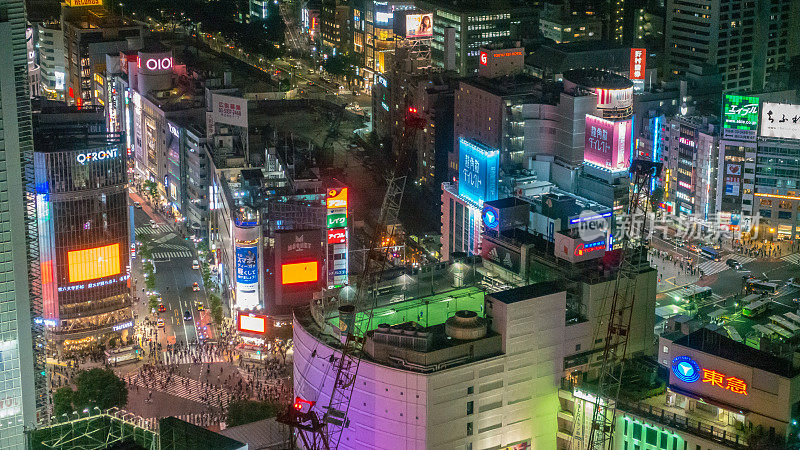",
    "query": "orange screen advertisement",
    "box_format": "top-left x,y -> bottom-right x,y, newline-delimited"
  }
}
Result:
281,261 -> 318,285
67,243 -> 121,283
